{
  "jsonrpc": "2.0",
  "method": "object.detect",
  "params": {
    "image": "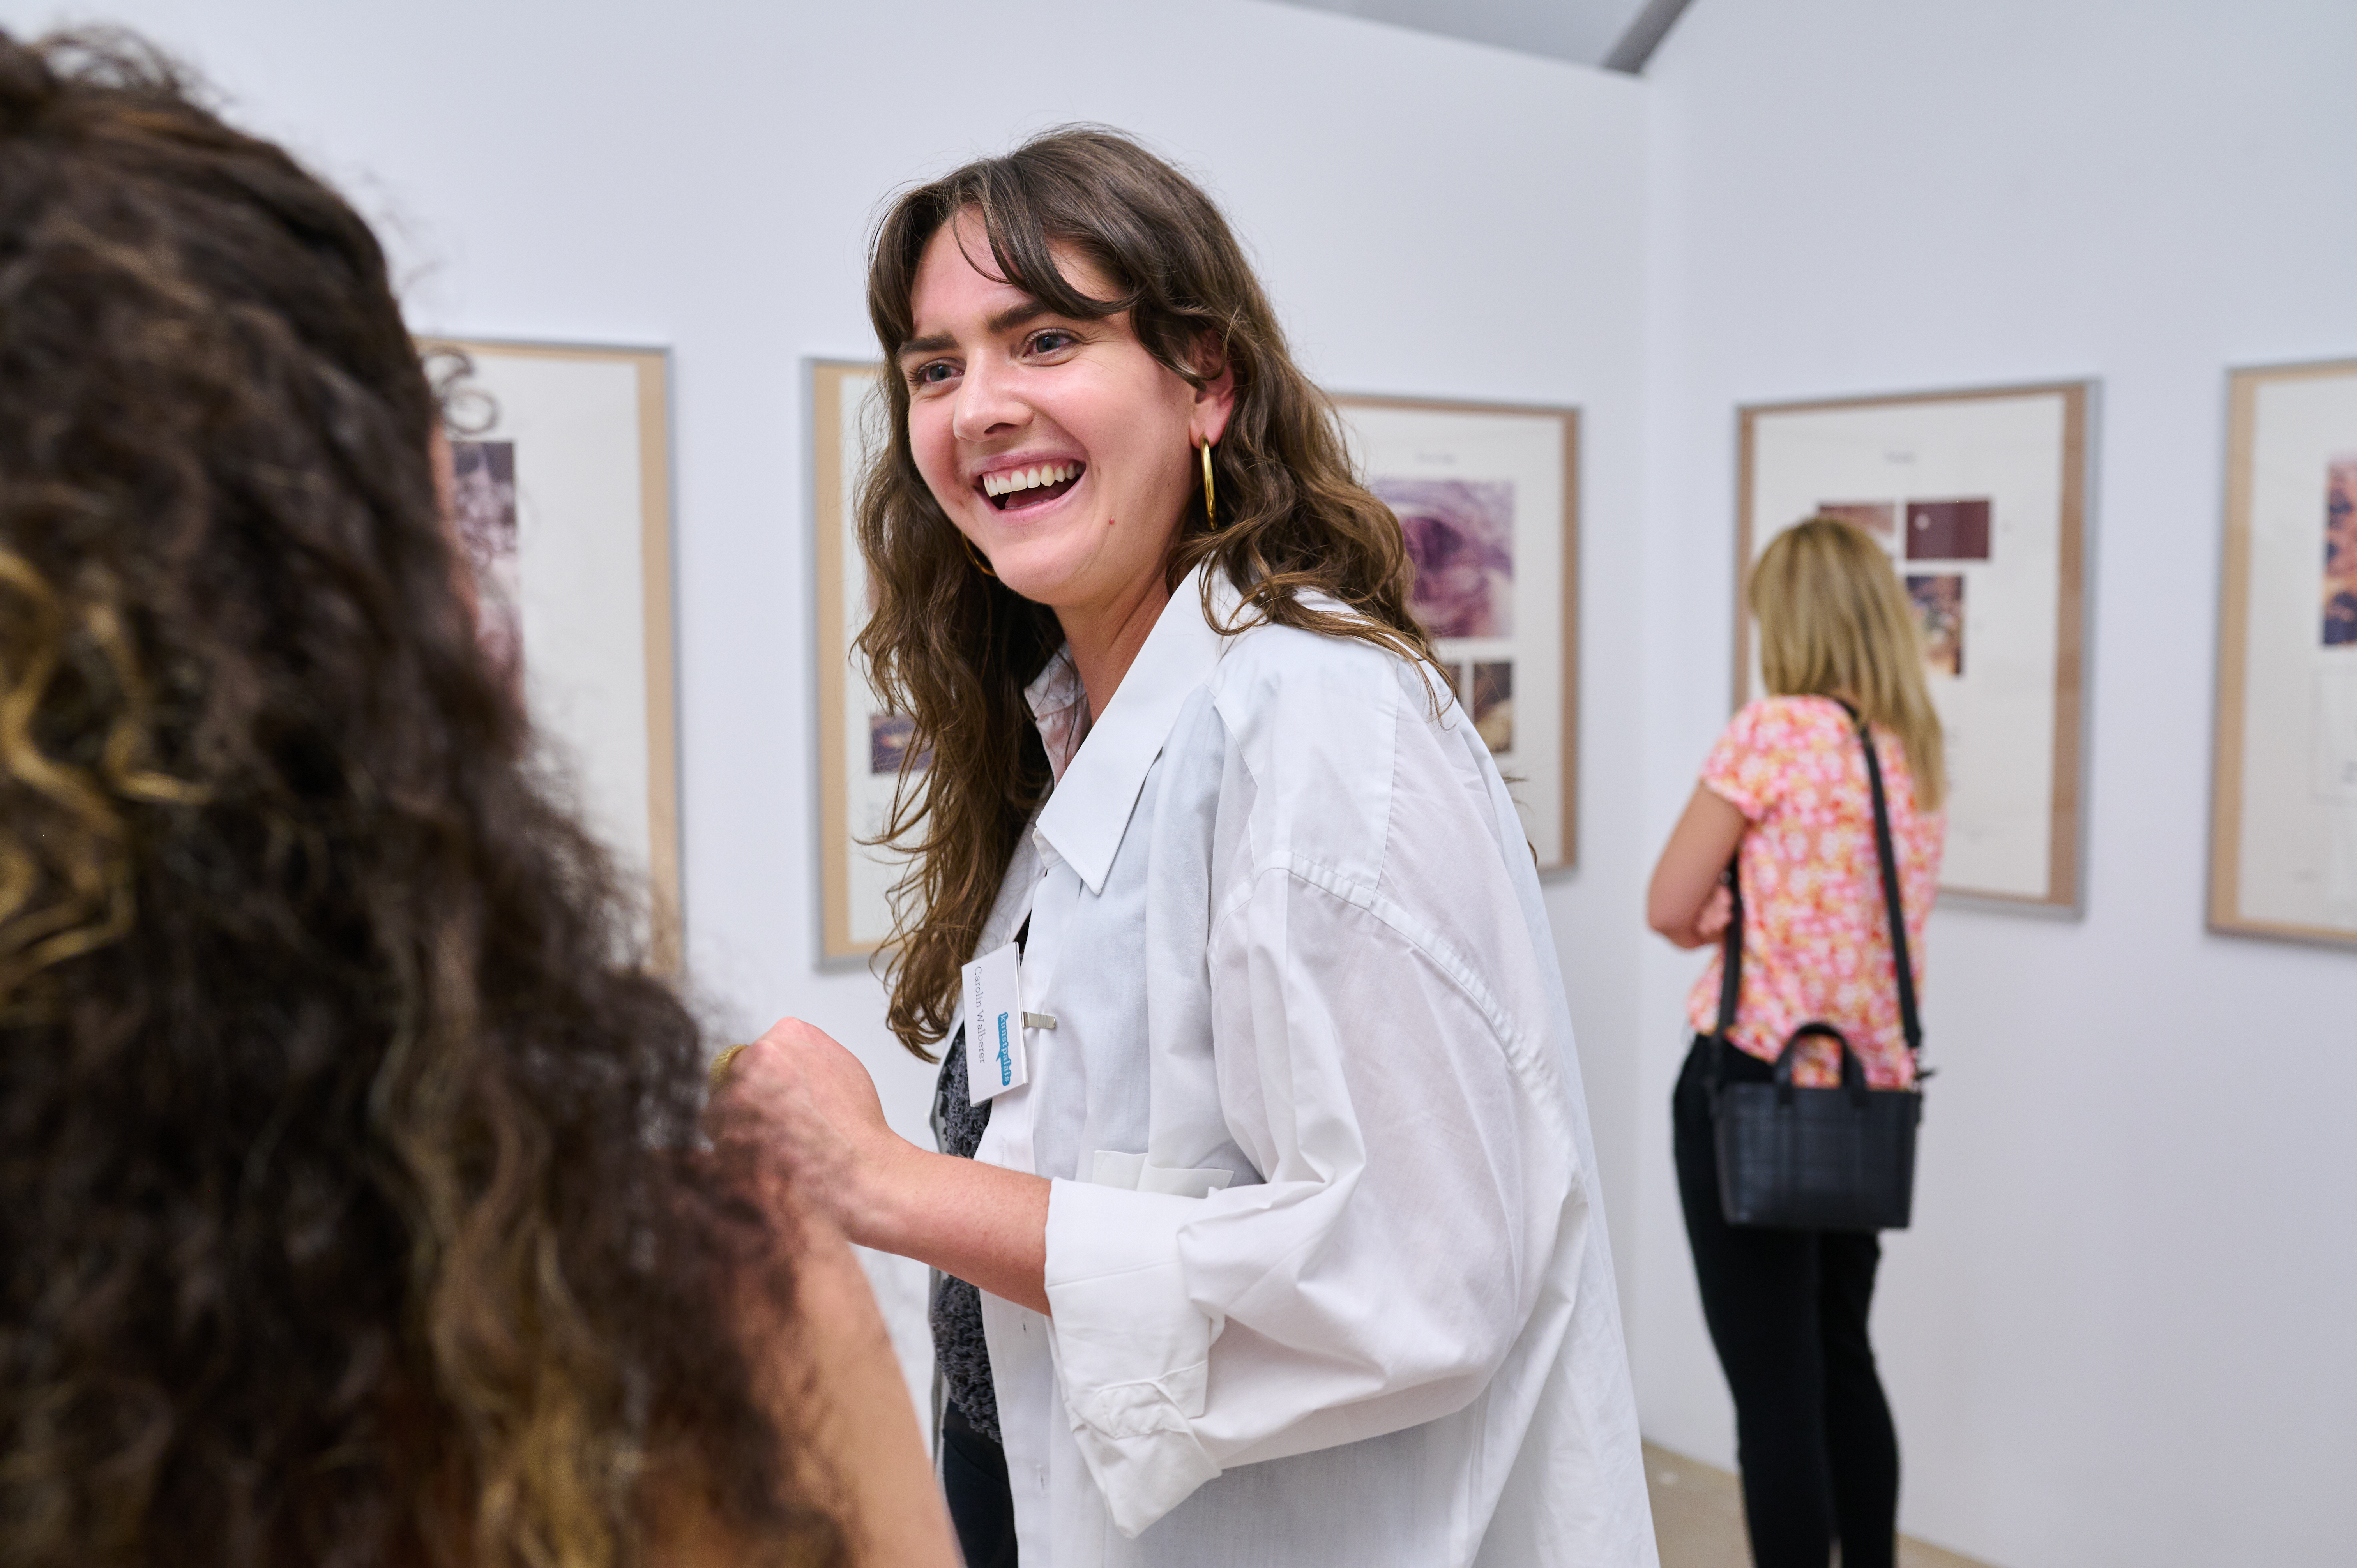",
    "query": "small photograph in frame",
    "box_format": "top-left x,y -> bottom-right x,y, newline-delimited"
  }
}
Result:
1334,394 -> 1580,871
1905,574 -> 1967,677
1470,659 -> 1516,754
1739,381 -> 2092,912
448,438 -> 523,680
1905,498 -> 1994,561
422,338 -> 681,968
2326,455 -> 2357,648
1382,476 -> 1517,638
2210,358 -> 2357,948
868,713 -> 930,777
